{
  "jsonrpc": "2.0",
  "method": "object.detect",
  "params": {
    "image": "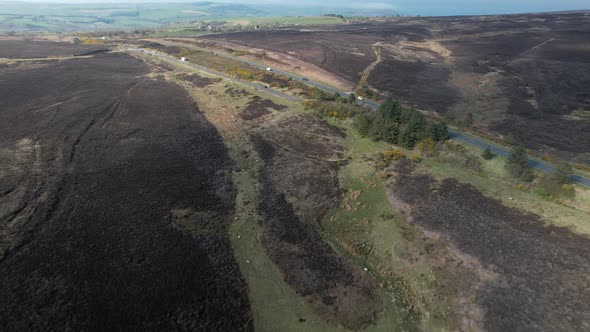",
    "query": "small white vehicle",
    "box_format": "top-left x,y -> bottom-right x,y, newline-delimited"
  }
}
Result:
180,57 -> 188,62
357,96 -> 364,101
266,67 -> 272,71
